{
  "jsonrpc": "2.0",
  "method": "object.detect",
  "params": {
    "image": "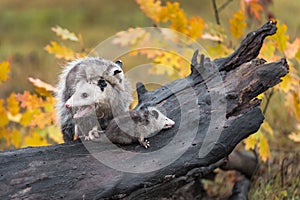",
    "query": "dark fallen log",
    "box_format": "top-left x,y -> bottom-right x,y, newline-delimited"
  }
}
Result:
0,21 -> 288,200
